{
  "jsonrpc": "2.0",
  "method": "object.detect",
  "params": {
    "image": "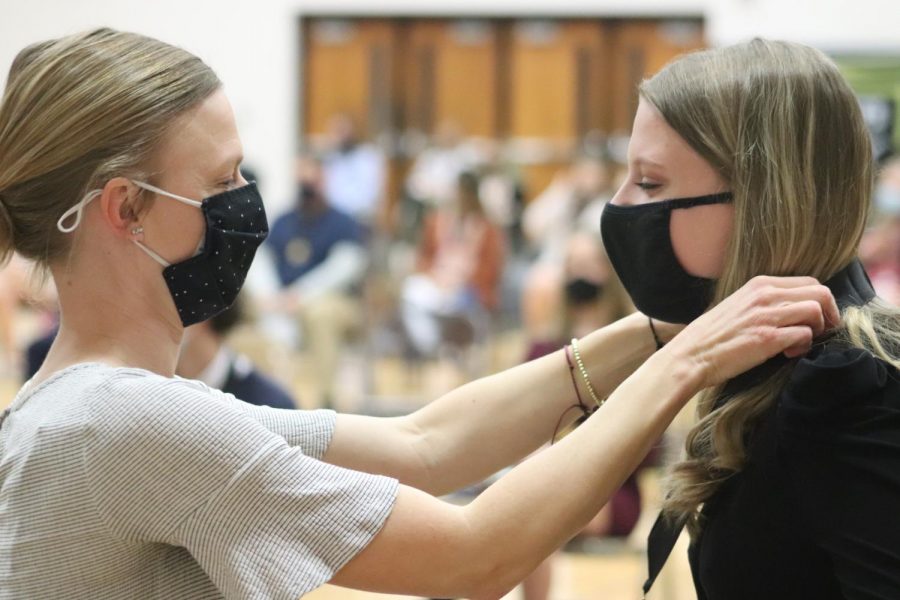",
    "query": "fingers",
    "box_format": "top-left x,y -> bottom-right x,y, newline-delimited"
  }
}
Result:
768,300 -> 827,338
777,284 -> 840,328
674,275 -> 841,388
747,275 -> 821,290
749,281 -> 840,330
777,326 -> 815,358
